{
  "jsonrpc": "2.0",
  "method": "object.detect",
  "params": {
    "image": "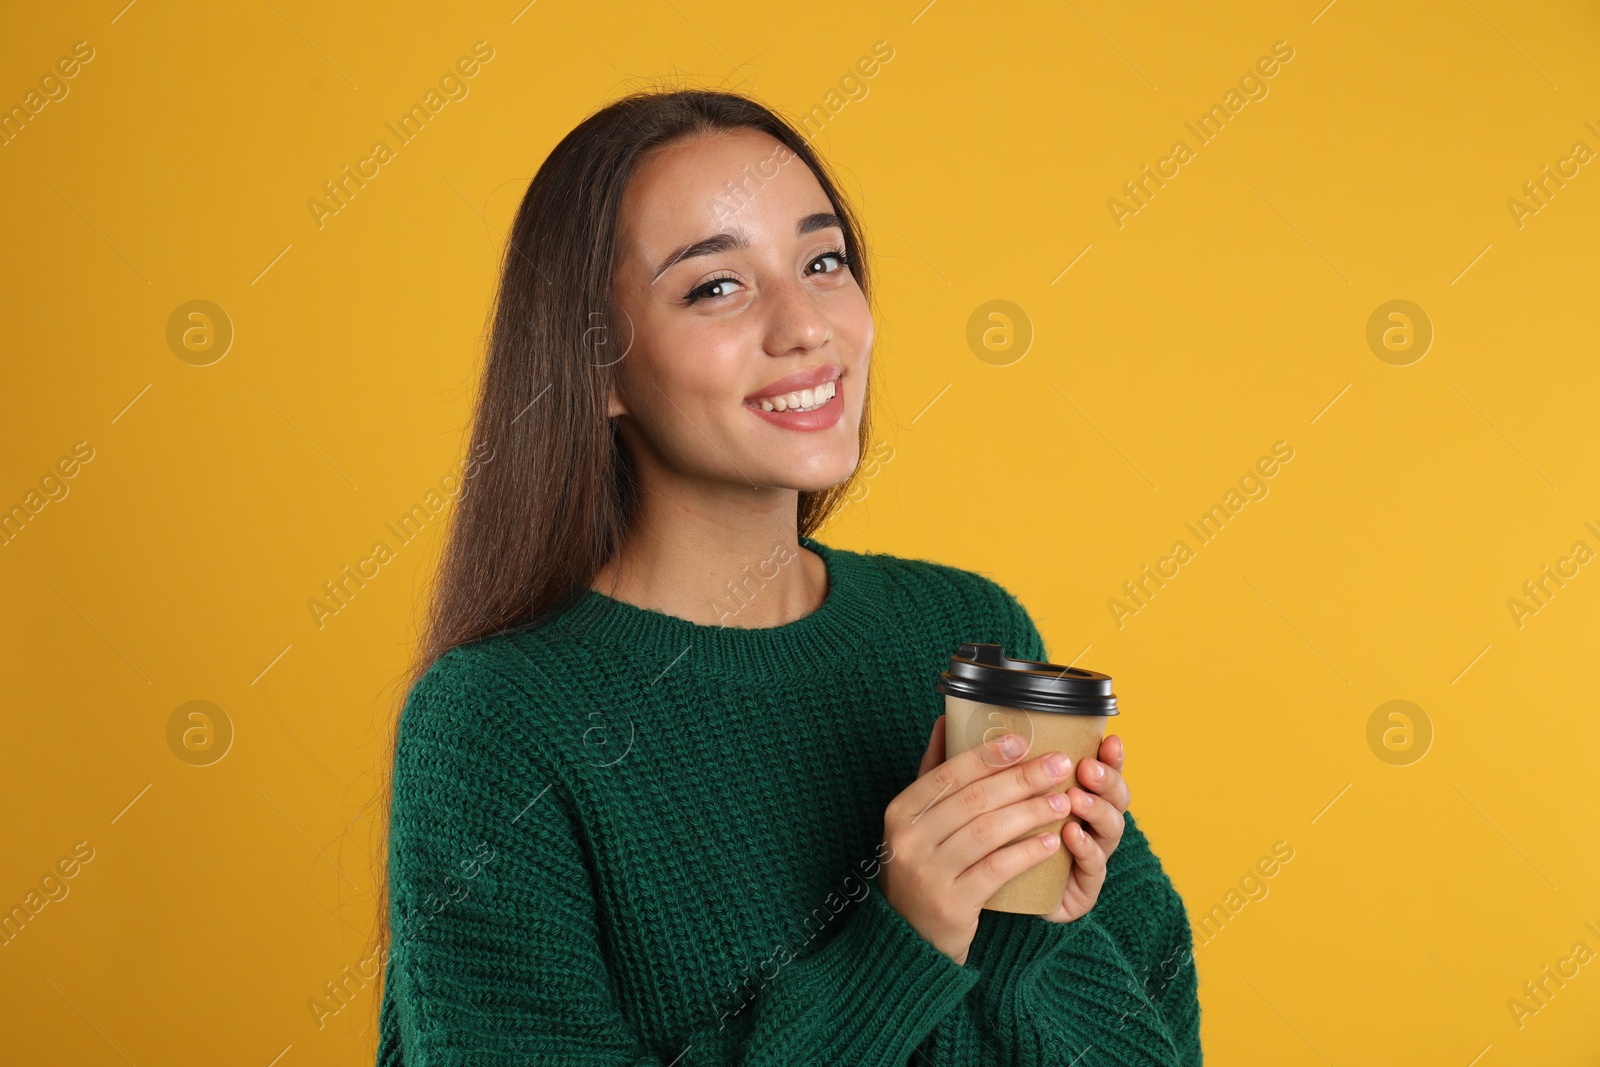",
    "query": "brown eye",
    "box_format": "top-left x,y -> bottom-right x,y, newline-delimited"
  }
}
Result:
684,275 -> 743,305
808,249 -> 850,276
